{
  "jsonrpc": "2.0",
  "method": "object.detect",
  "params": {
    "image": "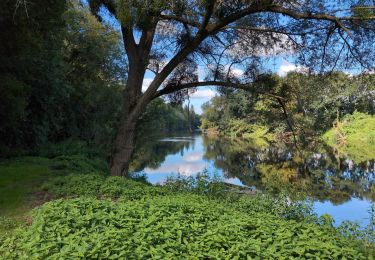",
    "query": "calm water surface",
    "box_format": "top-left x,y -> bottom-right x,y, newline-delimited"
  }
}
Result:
133,133 -> 375,226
